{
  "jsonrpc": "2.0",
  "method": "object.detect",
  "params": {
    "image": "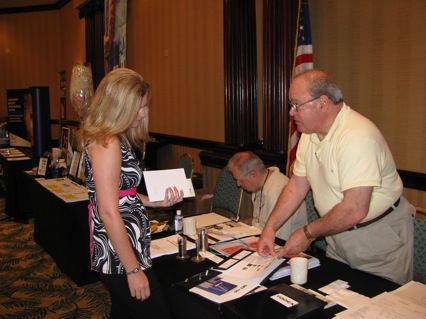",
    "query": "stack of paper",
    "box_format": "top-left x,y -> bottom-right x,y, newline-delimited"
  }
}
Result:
209,236 -> 260,257
220,249 -> 285,285
207,221 -> 262,242
333,281 -> 426,319
189,273 -> 260,304
0,147 -> 31,160
36,178 -> 88,203
150,234 -> 196,258
186,248 -> 285,304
